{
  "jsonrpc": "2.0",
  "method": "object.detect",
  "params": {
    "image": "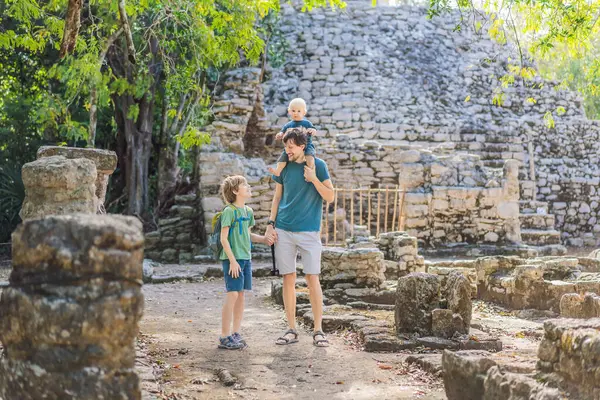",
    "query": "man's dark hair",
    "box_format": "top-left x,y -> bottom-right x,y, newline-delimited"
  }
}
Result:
282,128 -> 307,147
